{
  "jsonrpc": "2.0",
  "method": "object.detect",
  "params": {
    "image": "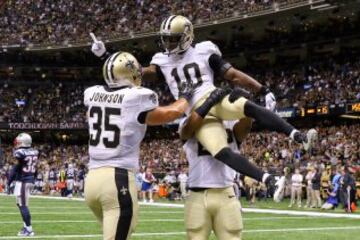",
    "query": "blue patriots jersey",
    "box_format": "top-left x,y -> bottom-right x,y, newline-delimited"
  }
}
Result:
77,169 -> 85,180
13,147 -> 39,183
36,172 -> 43,181
48,170 -> 57,181
66,168 -> 75,179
